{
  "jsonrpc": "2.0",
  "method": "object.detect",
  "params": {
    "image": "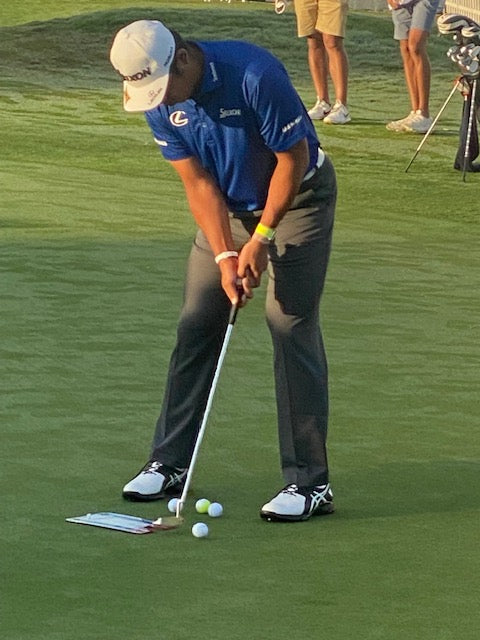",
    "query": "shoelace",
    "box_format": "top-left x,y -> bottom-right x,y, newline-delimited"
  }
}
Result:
283,484 -> 299,495
283,483 -> 331,500
144,461 -> 162,475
